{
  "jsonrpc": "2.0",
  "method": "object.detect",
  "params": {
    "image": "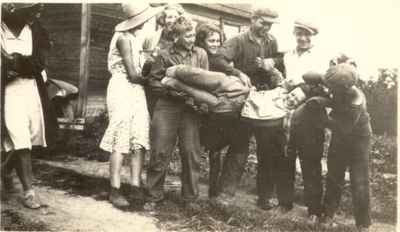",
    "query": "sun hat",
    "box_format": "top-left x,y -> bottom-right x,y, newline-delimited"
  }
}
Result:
252,7 -> 279,23
294,18 -> 318,35
115,3 -> 164,32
